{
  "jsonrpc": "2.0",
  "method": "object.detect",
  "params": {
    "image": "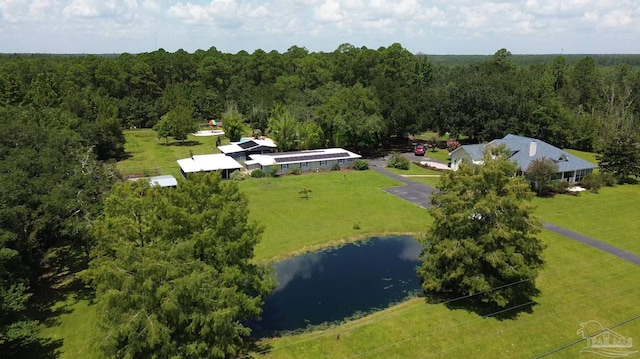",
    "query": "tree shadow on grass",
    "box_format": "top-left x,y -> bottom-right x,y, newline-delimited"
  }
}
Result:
4,337 -> 64,359
32,245 -> 95,327
423,289 -> 538,321
160,140 -> 203,147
